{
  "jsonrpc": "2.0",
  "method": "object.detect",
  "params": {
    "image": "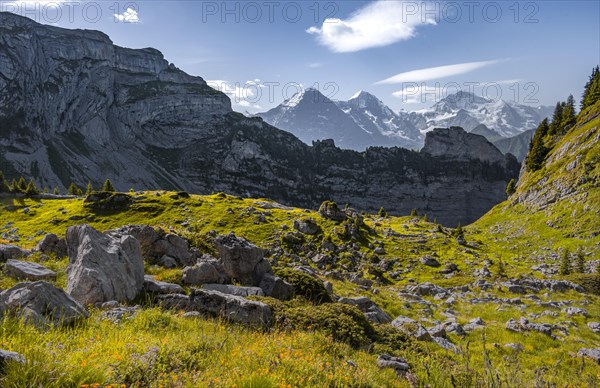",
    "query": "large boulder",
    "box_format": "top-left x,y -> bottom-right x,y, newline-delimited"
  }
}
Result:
143,275 -> 184,295
259,274 -> 294,301
36,233 -> 67,257
110,225 -> 194,267
66,225 -> 145,305
0,244 -> 29,262
183,256 -> 229,285
4,259 -> 57,281
0,281 -> 88,327
214,233 -> 272,286
293,218 -> 320,235
391,316 -> 431,341
339,297 -> 392,324
159,288 -> 271,327
318,201 -> 346,222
